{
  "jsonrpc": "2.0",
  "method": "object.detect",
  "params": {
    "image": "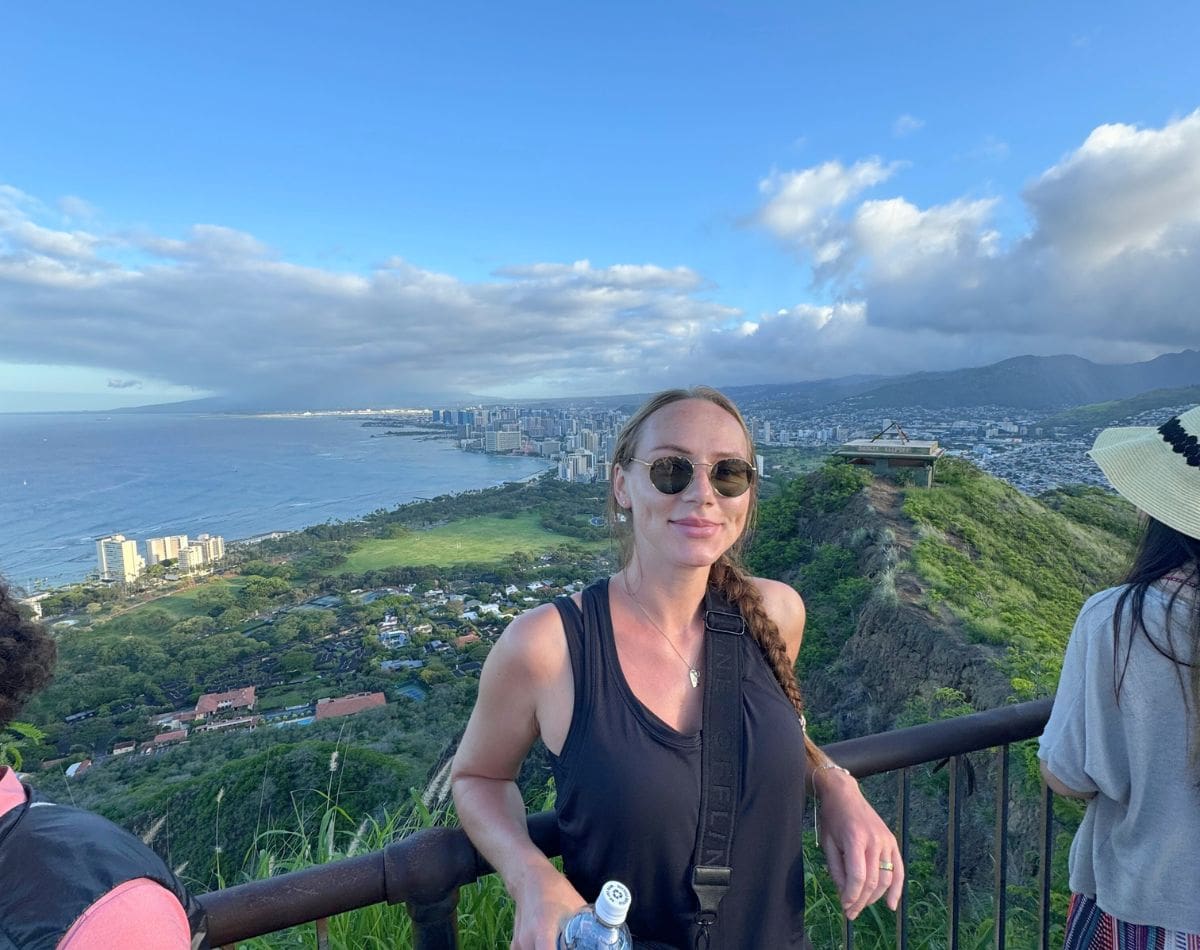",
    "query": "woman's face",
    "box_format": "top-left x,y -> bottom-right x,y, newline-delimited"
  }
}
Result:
613,398 -> 754,572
